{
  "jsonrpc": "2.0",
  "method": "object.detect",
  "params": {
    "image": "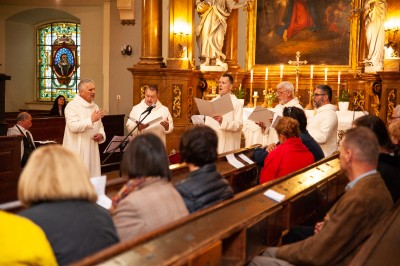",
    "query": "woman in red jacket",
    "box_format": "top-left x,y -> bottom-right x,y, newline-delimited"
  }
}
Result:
259,117 -> 314,184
